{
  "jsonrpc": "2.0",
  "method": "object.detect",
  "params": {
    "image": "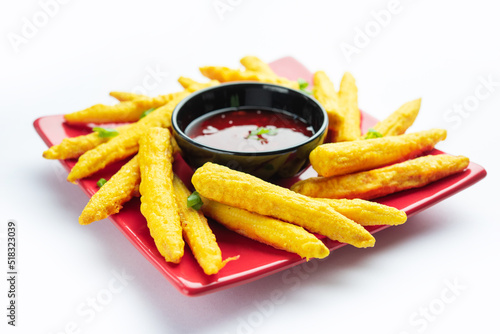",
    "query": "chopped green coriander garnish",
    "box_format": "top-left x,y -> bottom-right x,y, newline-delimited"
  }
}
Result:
96,178 -> 107,188
93,127 -> 119,138
297,78 -> 312,95
365,128 -> 383,139
298,78 -> 308,90
246,126 -> 278,140
187,191 -> 203,210
140,108 -> 155,119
